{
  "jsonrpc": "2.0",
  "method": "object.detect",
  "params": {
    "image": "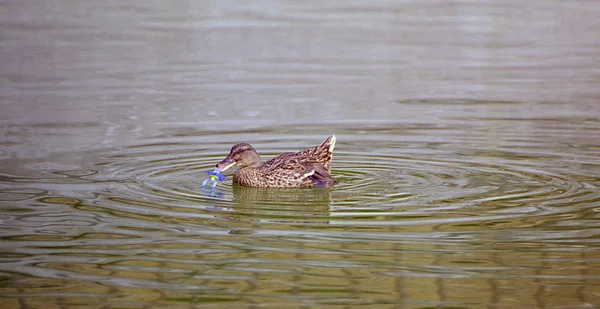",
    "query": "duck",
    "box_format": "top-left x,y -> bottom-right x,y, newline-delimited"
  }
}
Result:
215,135 -> 337,187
